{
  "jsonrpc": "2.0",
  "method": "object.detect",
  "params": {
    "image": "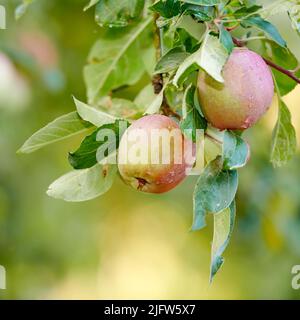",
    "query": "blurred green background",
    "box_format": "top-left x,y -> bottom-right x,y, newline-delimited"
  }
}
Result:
0,0 -> 300,300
